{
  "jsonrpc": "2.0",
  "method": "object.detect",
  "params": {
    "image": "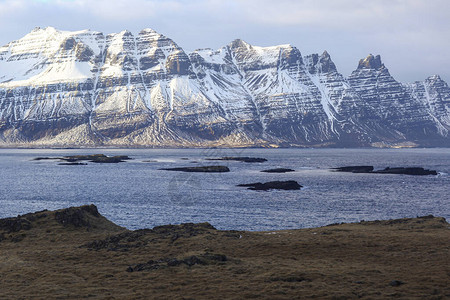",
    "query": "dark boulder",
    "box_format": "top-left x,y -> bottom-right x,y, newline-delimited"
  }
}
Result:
238,180 -> 302,191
